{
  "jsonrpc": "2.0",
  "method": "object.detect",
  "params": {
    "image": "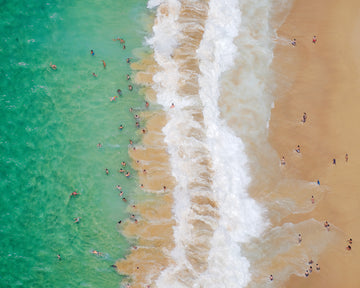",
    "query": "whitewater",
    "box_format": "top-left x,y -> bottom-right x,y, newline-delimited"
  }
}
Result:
147,0 -> 268,286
